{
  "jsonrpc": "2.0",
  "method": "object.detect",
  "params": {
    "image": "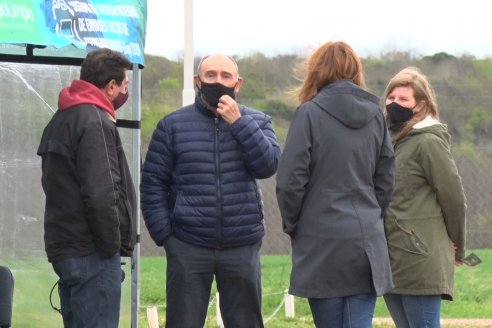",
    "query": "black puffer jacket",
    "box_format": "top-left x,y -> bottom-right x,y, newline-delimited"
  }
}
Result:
37,80 -> 136,263
141,97 -> 280,248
